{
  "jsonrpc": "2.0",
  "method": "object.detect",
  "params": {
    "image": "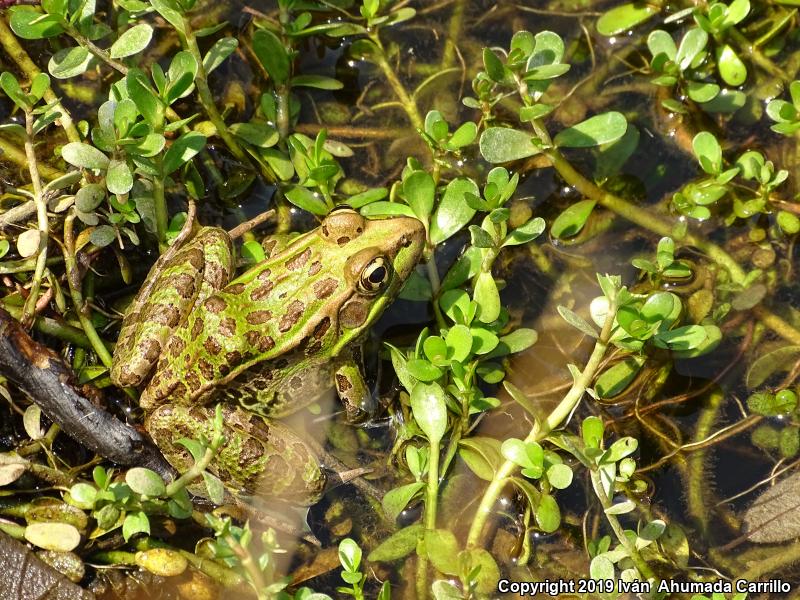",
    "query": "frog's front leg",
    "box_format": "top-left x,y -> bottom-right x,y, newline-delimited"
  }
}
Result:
333,348 -> 376,421
111,227 -> 234,388
145,403 -> 326,505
